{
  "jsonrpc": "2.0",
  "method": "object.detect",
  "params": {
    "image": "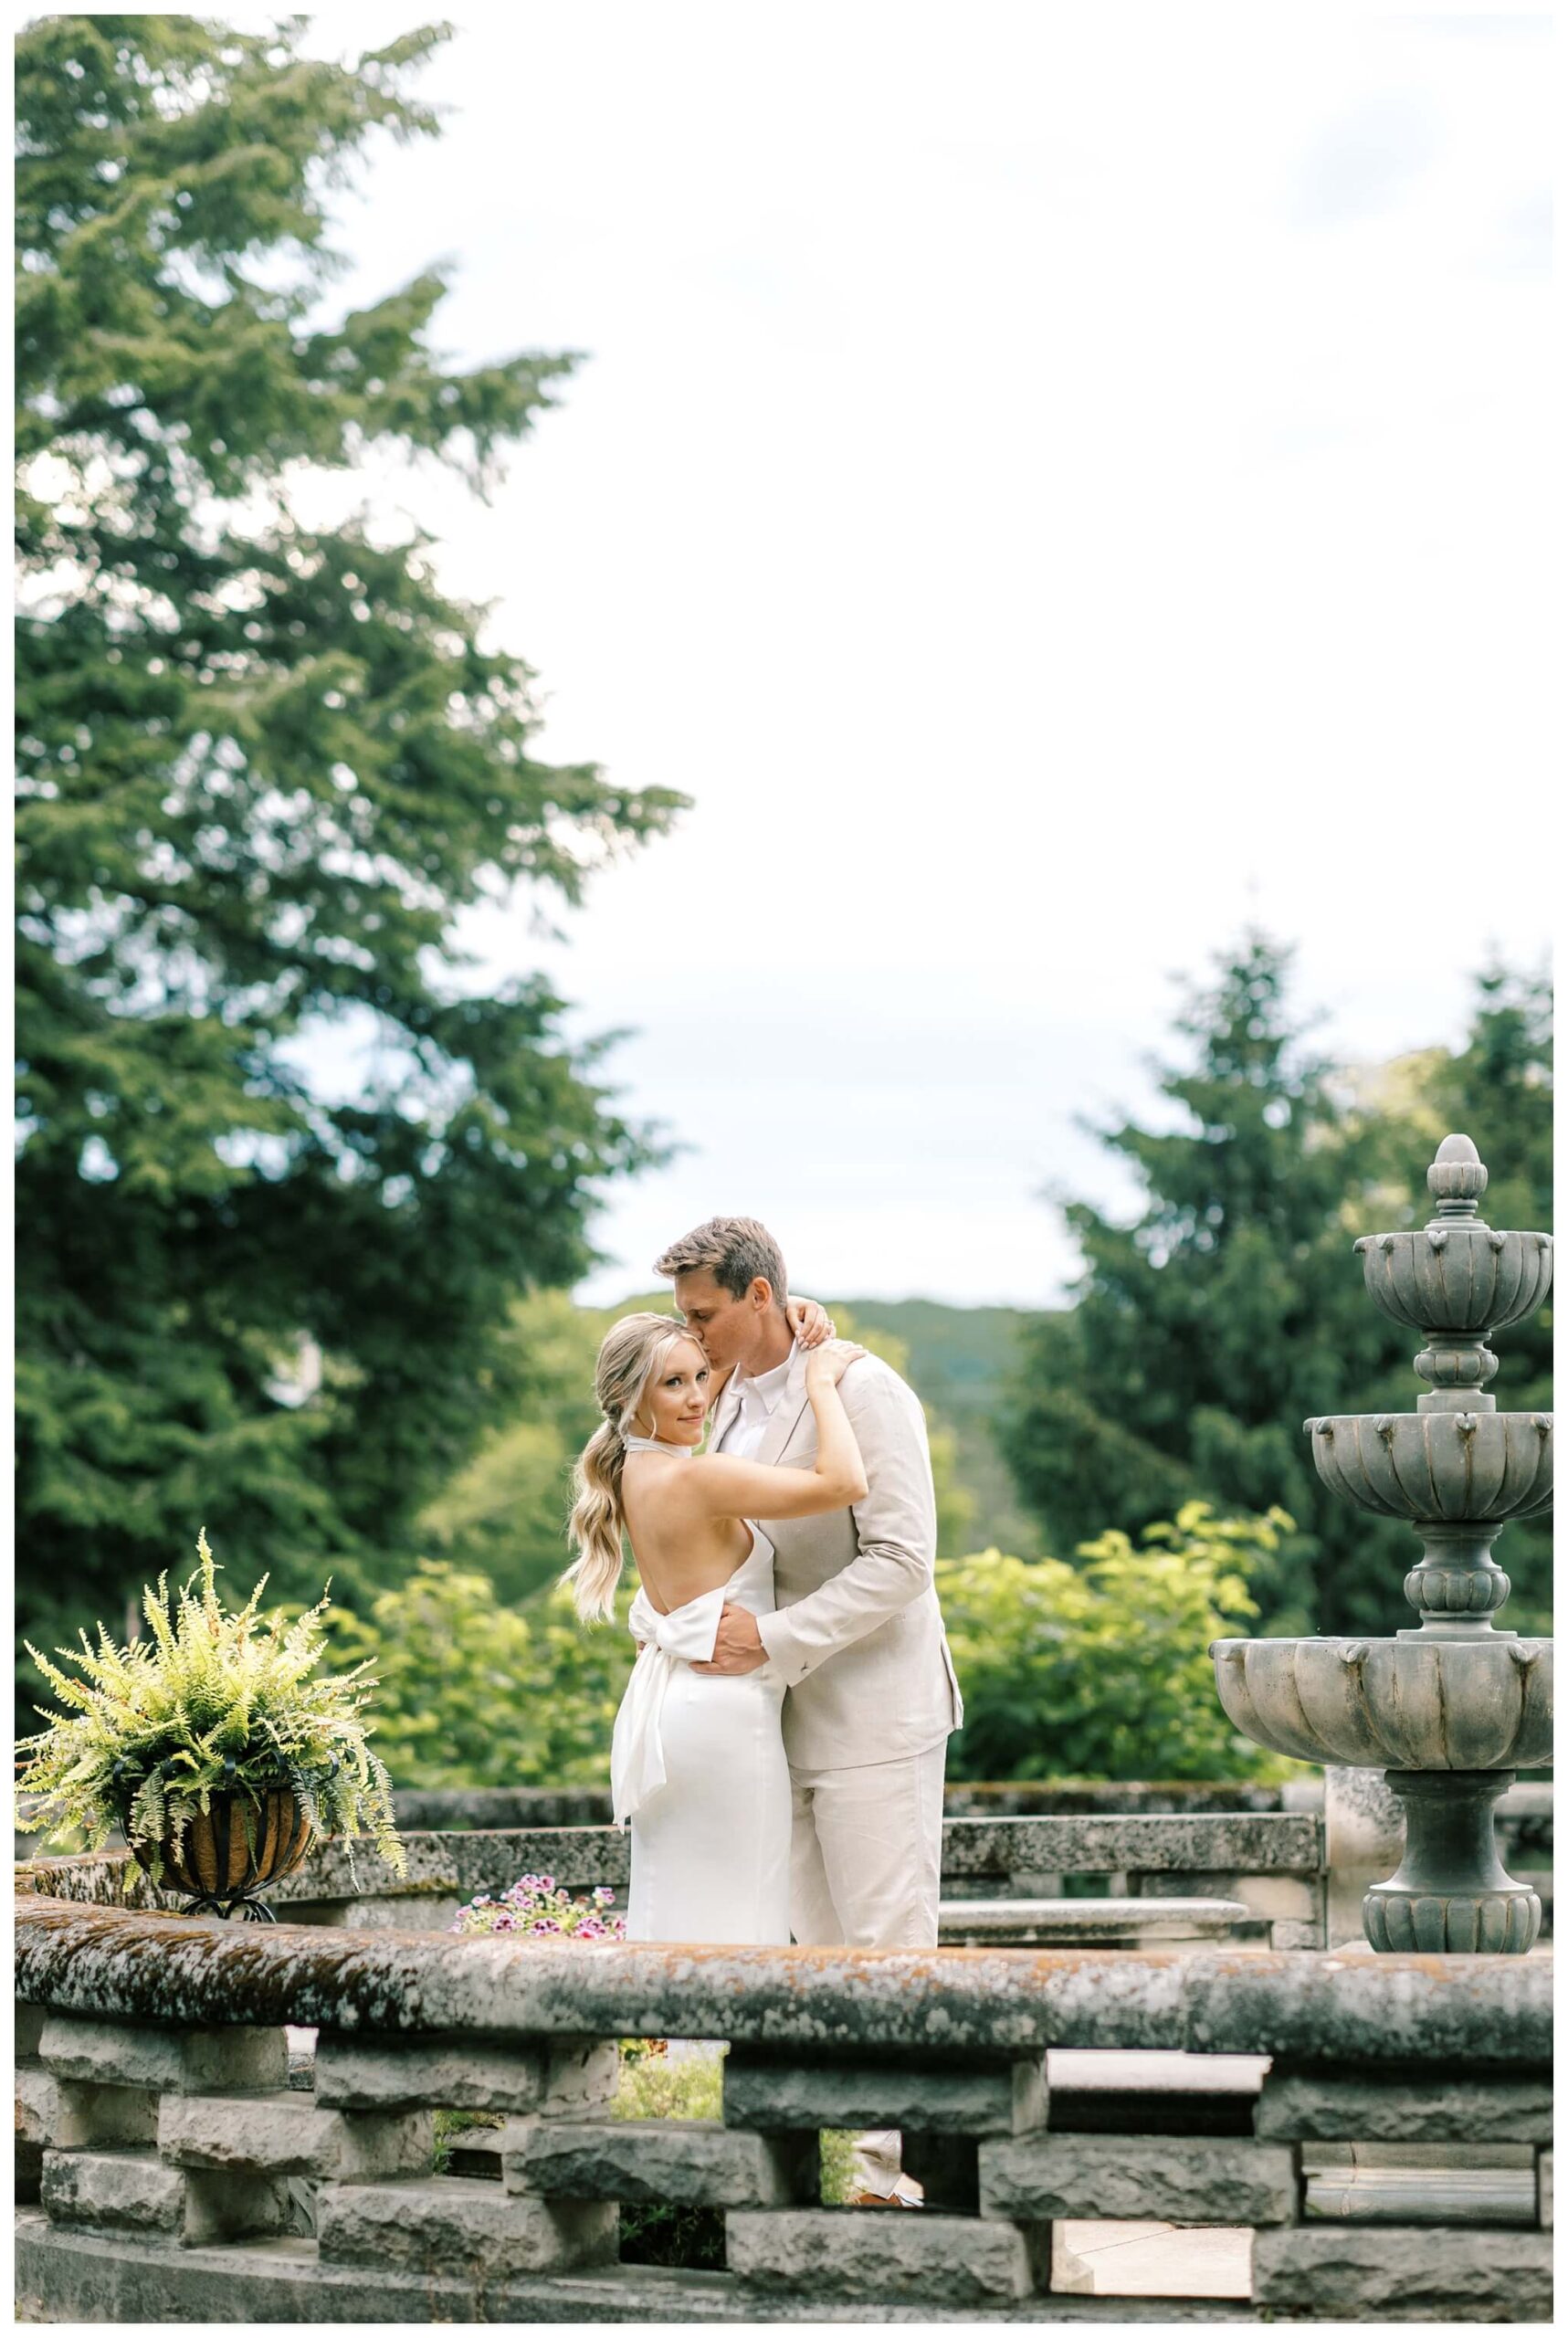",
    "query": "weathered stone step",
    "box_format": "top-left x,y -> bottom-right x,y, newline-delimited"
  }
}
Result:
939,1899 -> 1254,1944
